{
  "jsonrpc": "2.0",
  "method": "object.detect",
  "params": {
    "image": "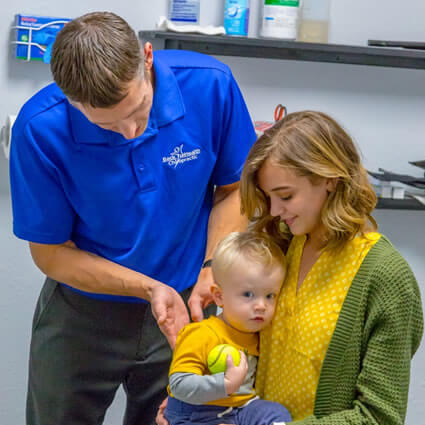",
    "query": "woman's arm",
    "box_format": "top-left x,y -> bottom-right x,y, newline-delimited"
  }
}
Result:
294,251 -> 423,425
